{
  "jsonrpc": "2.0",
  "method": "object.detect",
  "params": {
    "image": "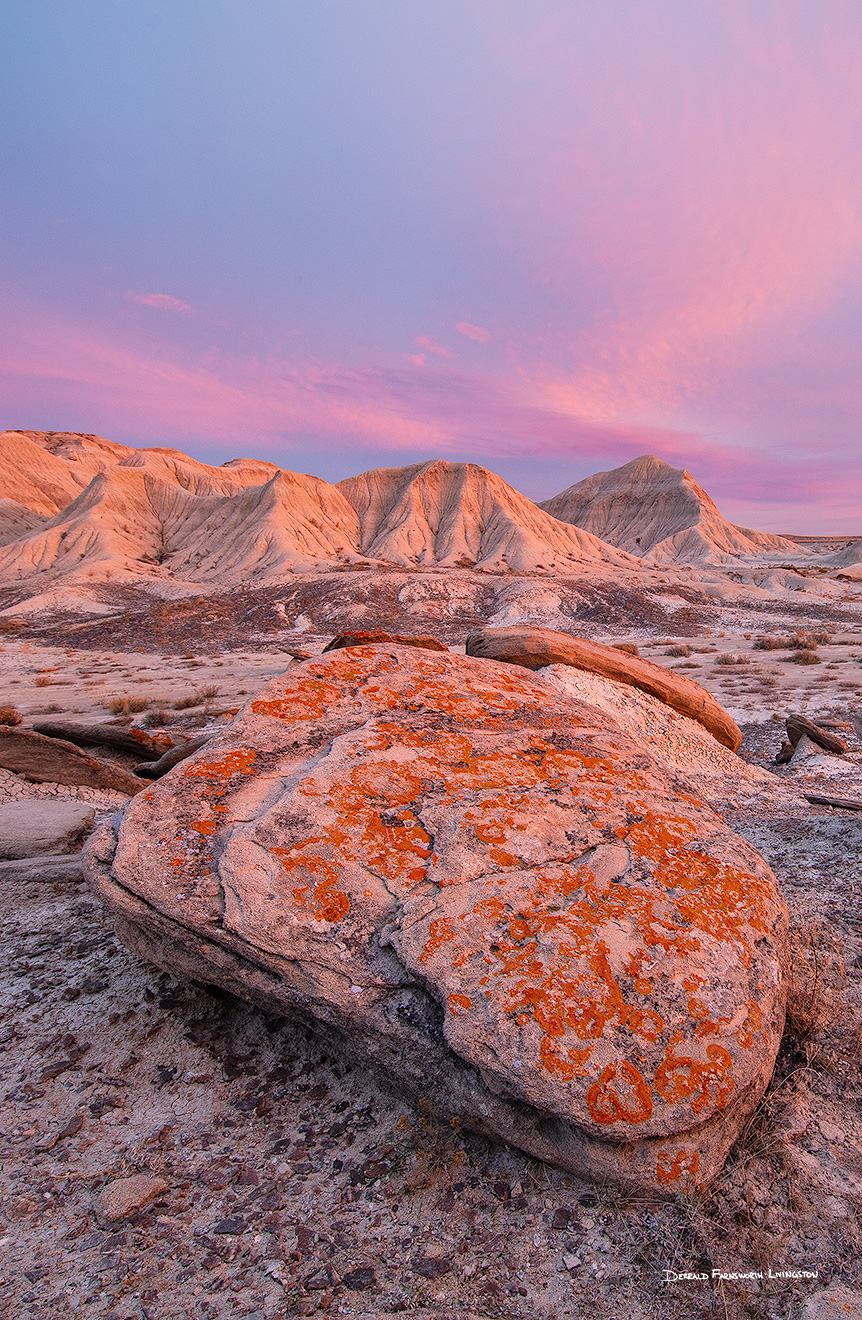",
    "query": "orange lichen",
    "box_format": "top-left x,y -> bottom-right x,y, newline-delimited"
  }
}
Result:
586,1061 -> 653,1125
654,1043 -> 734,1114
447,993 -> 472,1015
184,748 -> 257,779
656,1149 -> 700,1186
